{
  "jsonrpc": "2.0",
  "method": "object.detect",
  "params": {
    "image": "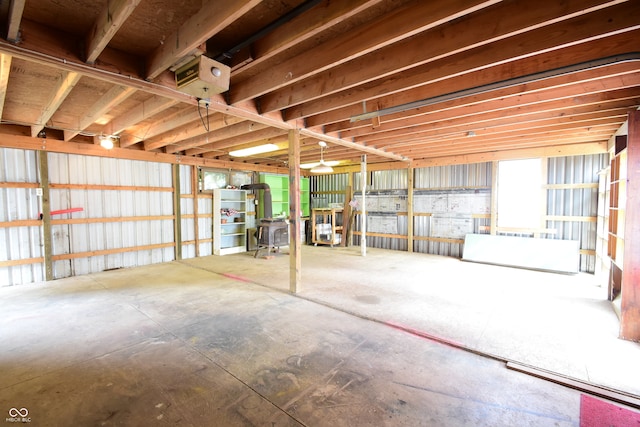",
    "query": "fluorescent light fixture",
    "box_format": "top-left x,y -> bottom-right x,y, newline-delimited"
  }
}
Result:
100,136 -> 114,149
229,143 -> 278,157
